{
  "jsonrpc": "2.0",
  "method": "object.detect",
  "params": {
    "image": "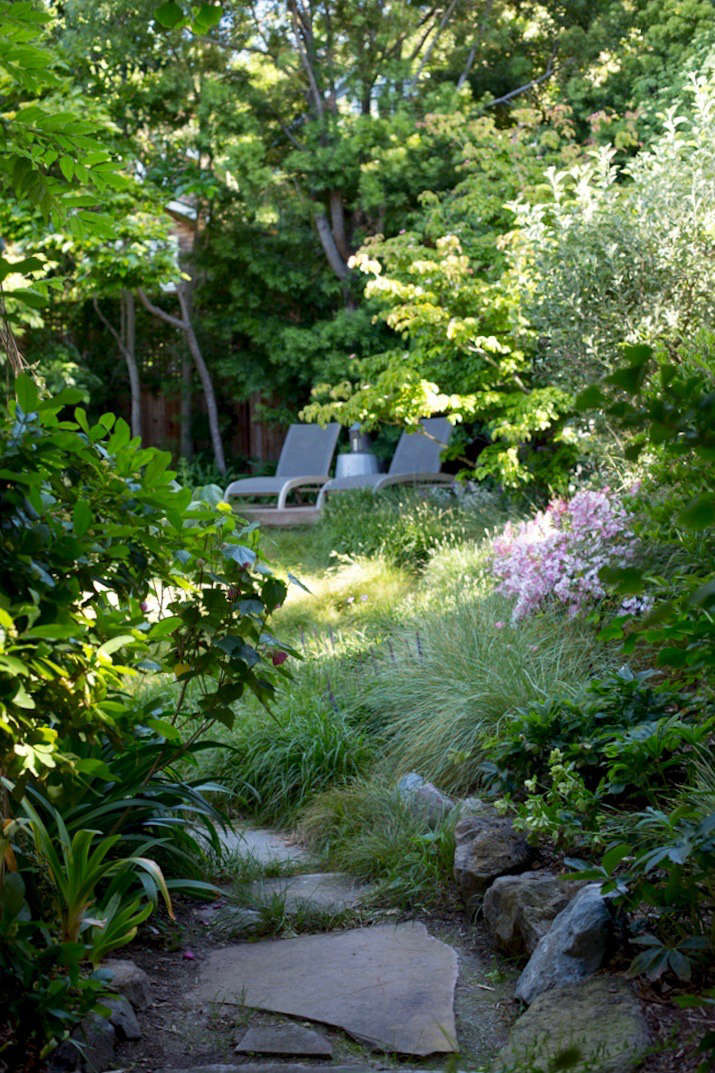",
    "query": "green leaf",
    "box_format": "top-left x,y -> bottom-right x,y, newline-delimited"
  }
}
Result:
154,1 -> 184,27
607,360 -> 649,395
602,842 -> 631,874
75,757 -> 115,780
59,156 -> 74,182
677,493 -> 715,531
574,385 -> 605,411
24,623 -> 79,640
192,3 -> 222,31
15,373 -> 39,413
598,565 -> 645,594
148,616 -> 183,640
73,500 -> 93,537
96,634 -> 135,660
689,578 -> 715,609
145,717 -> 182,742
